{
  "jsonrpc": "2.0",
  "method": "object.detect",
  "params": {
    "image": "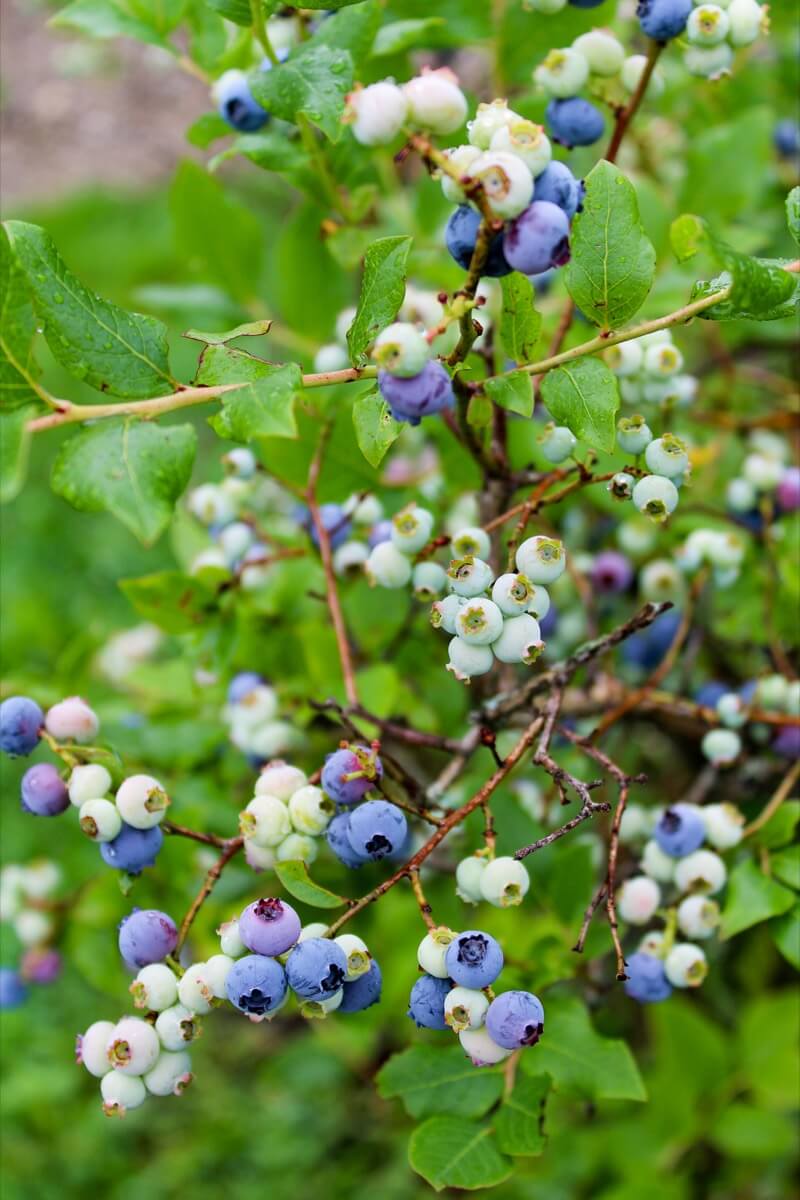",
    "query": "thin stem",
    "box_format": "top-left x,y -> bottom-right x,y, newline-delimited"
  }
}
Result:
163,821 -> 230,849
175,838 -> 244,953
744,759 -> 800,837
605,40 -> 664,164
250,0 -> 277,62
408,869 -> 436,930
298,114 -> 352,221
